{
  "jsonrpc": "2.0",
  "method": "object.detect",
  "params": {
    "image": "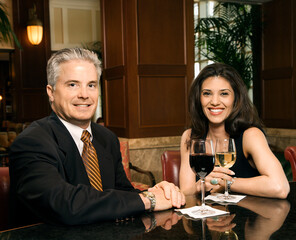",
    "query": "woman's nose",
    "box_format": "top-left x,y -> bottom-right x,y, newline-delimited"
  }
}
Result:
210,94 -> 219,105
